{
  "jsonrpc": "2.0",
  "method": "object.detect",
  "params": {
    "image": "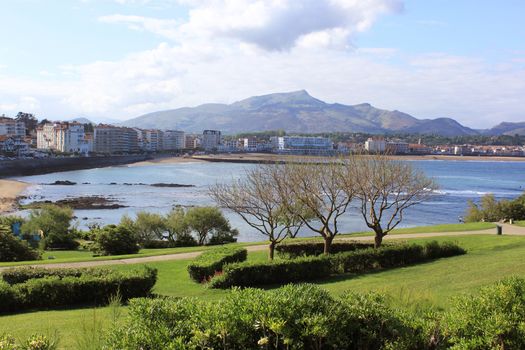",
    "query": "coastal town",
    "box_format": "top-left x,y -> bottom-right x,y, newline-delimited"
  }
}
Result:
1,112 -> 525,159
